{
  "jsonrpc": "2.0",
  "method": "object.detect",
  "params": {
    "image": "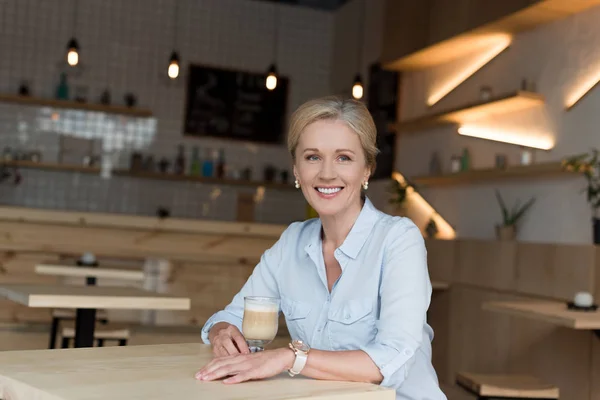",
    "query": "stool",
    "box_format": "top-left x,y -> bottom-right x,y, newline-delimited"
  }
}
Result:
456,372 -> 559,399
60,325 -> 130,348
48,308 -> 109,349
